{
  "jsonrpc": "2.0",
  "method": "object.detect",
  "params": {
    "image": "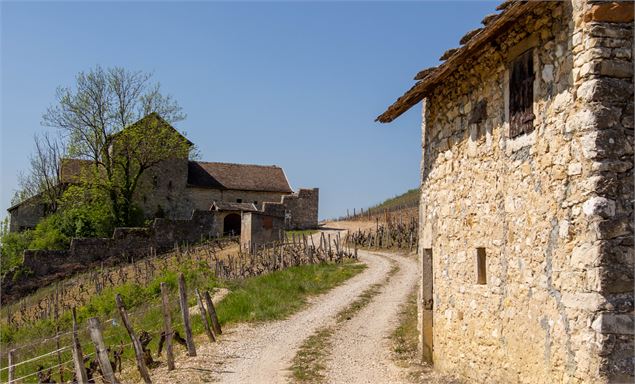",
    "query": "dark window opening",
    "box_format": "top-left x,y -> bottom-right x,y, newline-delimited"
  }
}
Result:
224,213 -> 241,236
152,175 -> 159,189
236,198 -> 242,203
476,248 -> 487,285
254,201 -> 258,205
509,50 -> 535,138
168,181 -> 173,191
